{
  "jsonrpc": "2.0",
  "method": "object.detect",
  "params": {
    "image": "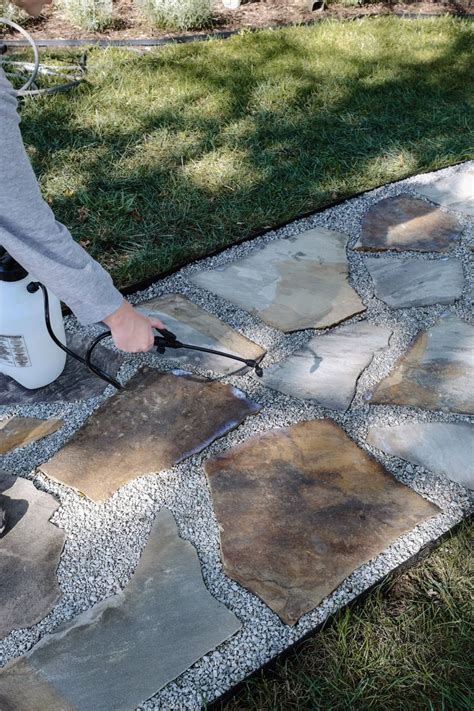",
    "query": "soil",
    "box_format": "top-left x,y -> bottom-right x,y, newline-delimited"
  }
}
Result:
1,0 -> 472,42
